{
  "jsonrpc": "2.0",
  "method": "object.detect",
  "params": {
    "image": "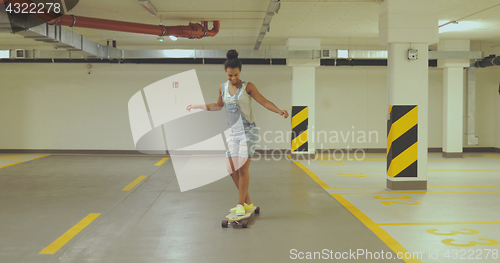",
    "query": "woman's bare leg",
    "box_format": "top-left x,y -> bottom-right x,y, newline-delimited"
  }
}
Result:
237,157 -> 252,205
227,157 -> 251,205
227,156 -> 240,187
